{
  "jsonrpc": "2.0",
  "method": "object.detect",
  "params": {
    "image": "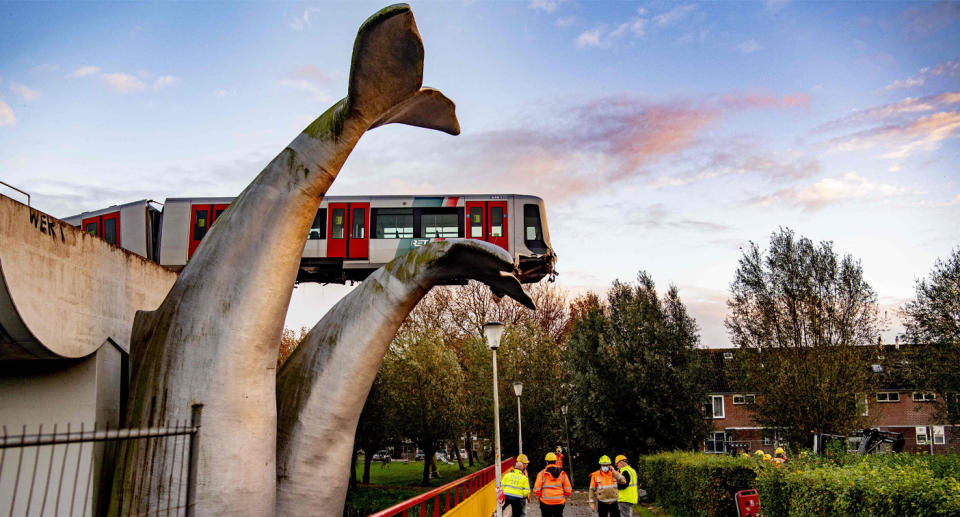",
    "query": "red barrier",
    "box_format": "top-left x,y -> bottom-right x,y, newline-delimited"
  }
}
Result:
369,457 -> 516,517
